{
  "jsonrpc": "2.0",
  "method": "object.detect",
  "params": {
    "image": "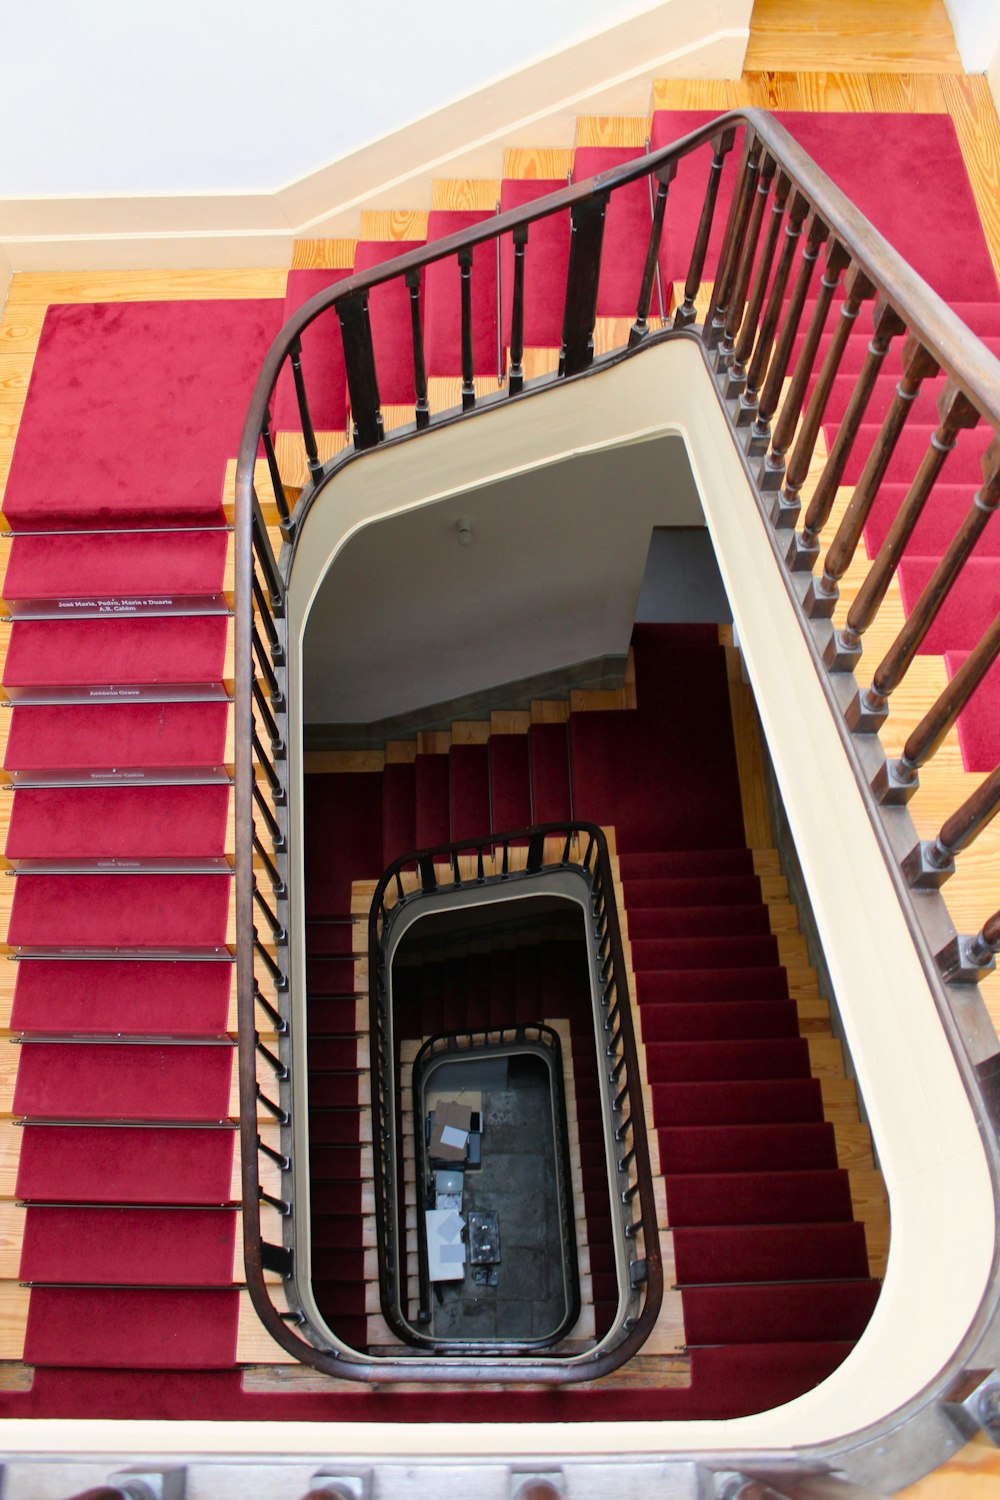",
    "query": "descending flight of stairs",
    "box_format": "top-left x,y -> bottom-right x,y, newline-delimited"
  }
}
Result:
300,624 -> 884,1407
